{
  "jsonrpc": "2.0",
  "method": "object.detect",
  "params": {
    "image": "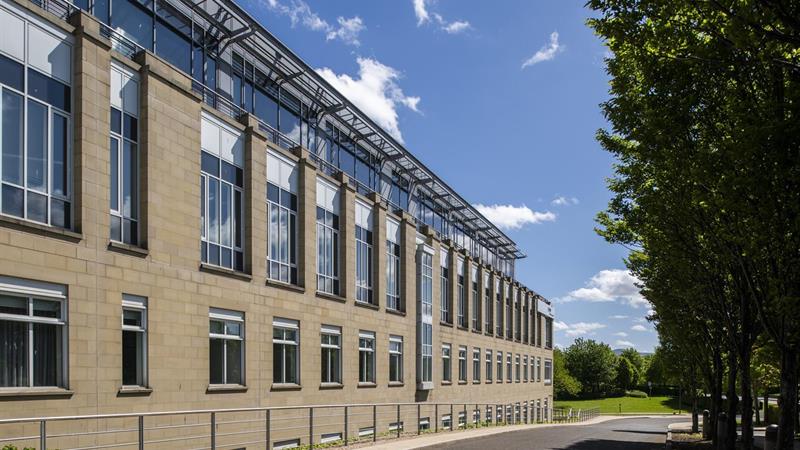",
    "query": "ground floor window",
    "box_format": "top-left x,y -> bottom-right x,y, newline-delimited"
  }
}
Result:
209,308 -> 244,385
273,318 -> 299,384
